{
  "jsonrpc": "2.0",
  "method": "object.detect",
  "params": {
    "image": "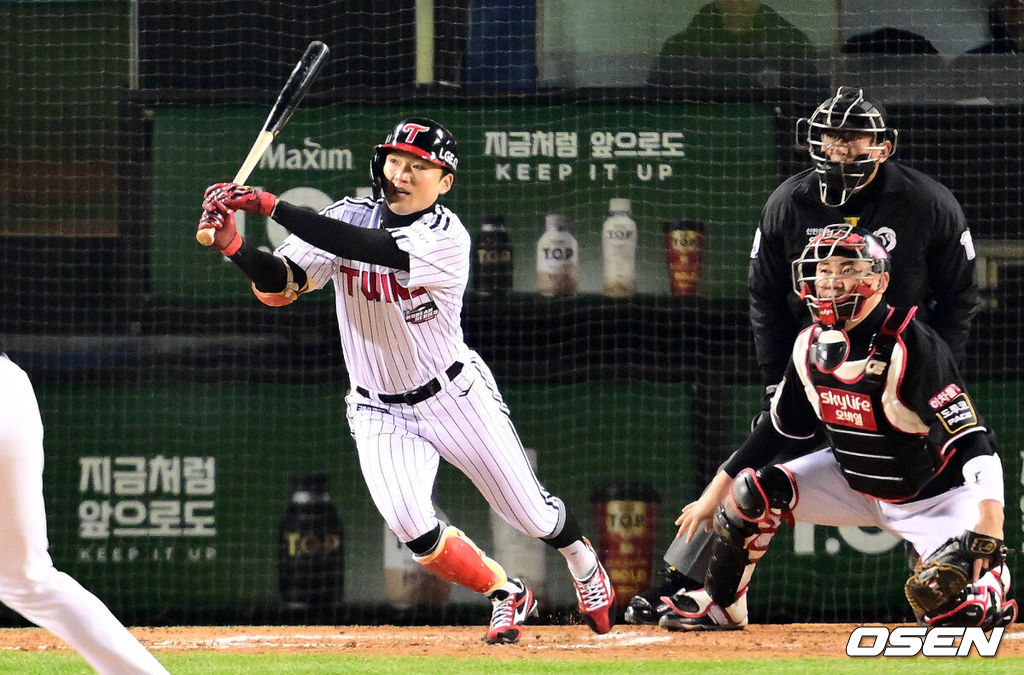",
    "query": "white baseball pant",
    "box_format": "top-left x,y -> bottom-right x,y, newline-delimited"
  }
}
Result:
0,355 -> 168,675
